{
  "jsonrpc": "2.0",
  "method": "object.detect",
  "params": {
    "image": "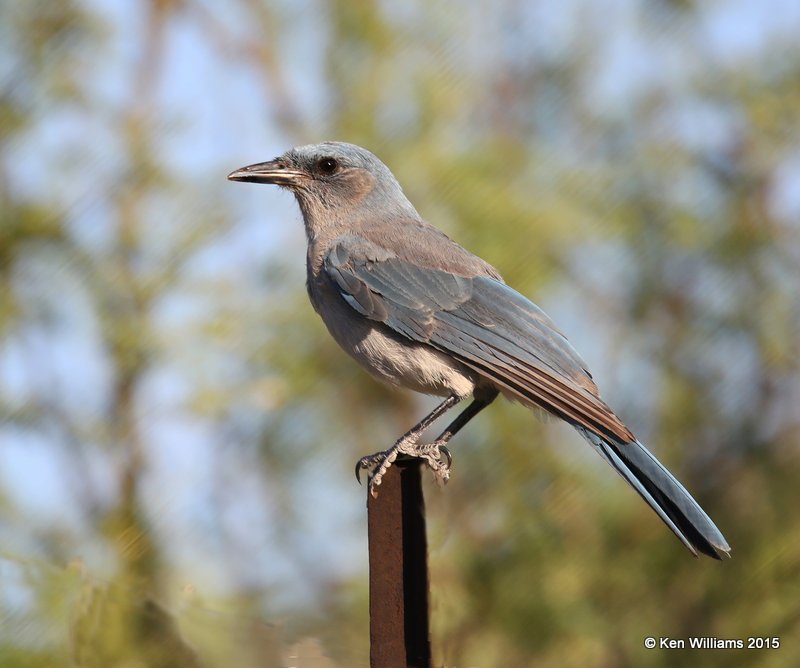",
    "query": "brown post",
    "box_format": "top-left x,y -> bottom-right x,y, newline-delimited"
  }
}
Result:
367,458 -> 431,668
